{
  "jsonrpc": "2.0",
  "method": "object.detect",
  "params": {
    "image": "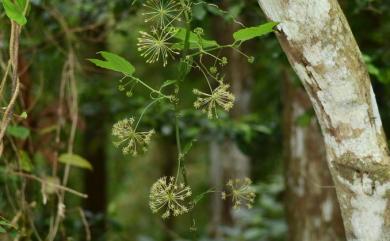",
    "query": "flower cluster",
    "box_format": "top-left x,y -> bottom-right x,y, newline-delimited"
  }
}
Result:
193,82 -> 235,119
142,0 -> 182,29
112,117 -> 155,156
138,0 -> 191,67
137,28 -> 178,67
222,177 -> 256,209
149,176 -> 192,219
